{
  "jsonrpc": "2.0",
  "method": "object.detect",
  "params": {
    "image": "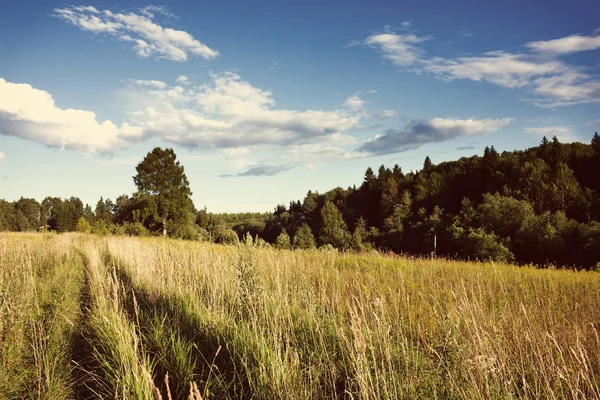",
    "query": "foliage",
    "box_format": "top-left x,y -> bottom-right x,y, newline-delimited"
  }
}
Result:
75,216 -> 92,233
293,223 -> 316,249
319,201 -> 351,249
2,135 -> 600,269
275,229 -> 291,250
133,147 -> 193,236
213,227 -> 239,245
